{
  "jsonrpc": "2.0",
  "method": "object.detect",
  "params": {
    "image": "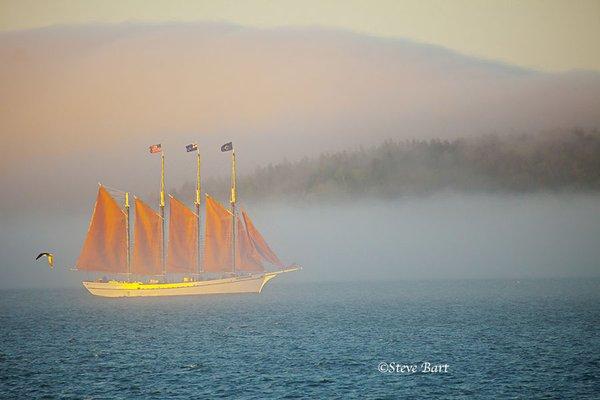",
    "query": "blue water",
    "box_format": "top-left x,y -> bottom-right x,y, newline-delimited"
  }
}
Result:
1,279 -> 599,398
